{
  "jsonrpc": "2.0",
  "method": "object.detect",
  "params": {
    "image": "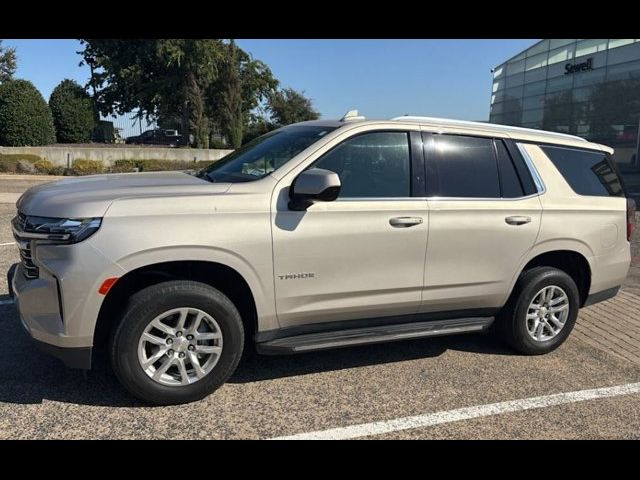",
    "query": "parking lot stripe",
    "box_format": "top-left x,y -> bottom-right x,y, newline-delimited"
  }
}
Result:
273,382 -> 640,440
0,242 -> 14,246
